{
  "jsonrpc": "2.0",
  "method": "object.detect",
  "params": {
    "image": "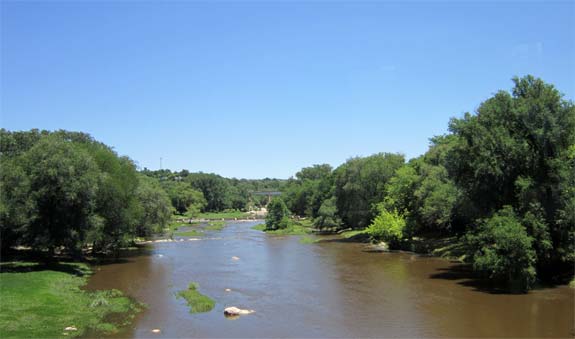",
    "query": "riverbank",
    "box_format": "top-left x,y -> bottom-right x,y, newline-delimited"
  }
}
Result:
251,219 -> 313,235
0,261 -> 141,338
